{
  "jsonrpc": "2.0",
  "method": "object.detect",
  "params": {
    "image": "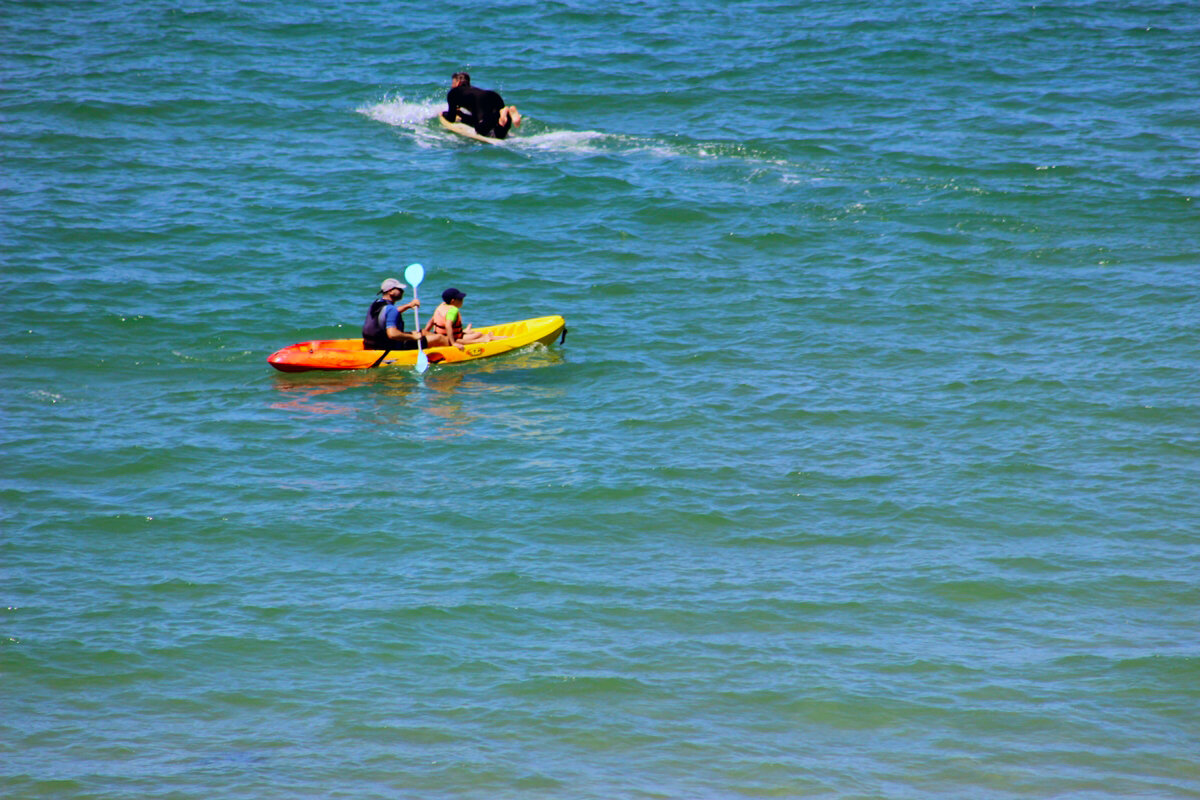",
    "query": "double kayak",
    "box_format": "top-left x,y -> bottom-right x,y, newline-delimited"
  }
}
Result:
267,315 -> 566,373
